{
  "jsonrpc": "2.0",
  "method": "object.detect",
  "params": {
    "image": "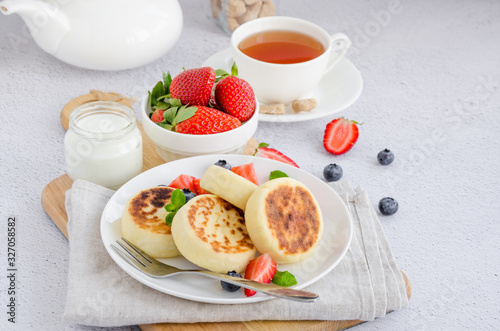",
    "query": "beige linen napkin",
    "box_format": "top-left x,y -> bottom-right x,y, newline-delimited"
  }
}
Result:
63,179 -> 408,327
